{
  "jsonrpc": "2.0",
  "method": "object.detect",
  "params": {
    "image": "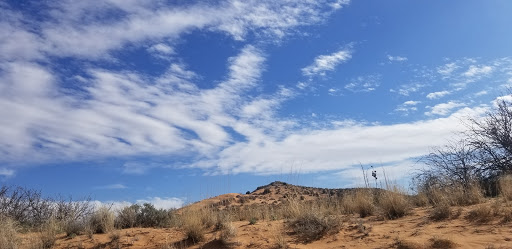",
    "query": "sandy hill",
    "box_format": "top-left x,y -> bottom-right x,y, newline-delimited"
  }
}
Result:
13,181 -> 512,249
